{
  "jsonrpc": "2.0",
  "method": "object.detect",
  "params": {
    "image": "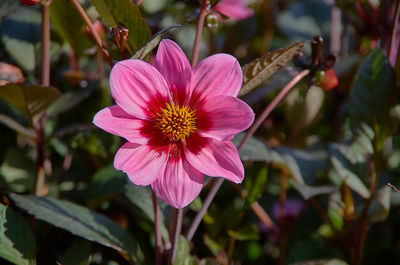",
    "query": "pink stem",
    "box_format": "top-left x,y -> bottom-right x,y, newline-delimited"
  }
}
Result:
70,0 -> 114,67
152,191 -> 163,265
191,0 -> 208,67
